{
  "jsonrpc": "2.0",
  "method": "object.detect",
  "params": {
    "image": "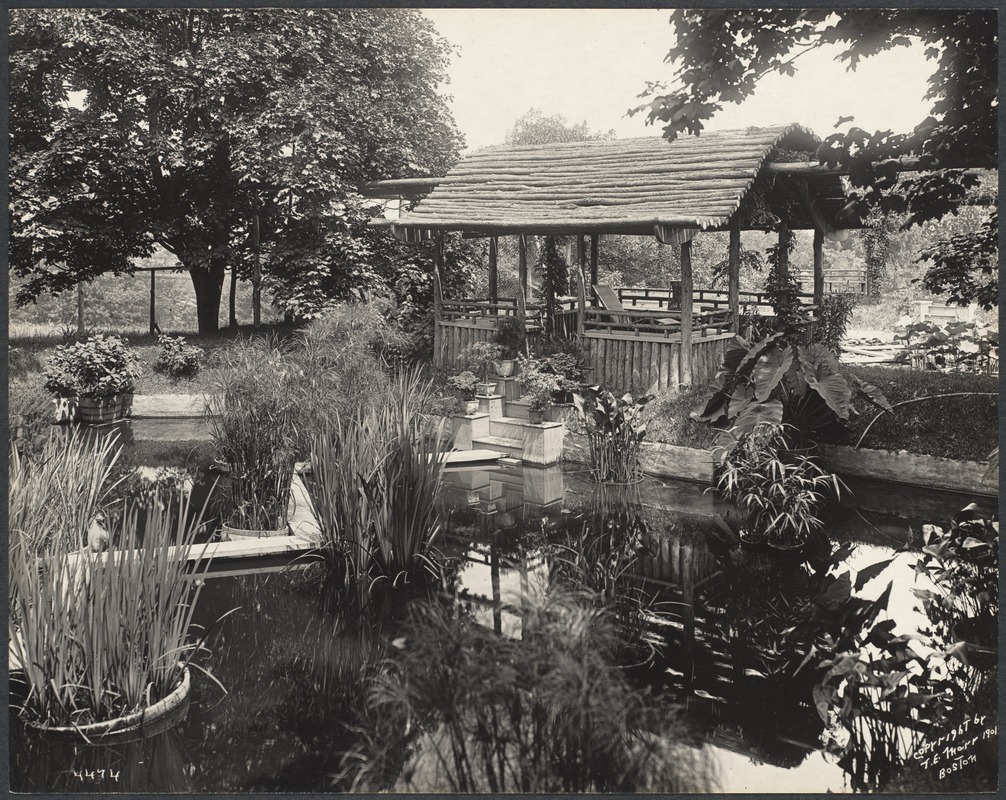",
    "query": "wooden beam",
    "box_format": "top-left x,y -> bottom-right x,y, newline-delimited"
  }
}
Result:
589,233 -> 599,293
77,283 -> 85,334
679,240 -> 693,387
813,228 -> 825,305
488,235 -> 499,304
728,217 -> 741,333
433,232 -> 445,366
